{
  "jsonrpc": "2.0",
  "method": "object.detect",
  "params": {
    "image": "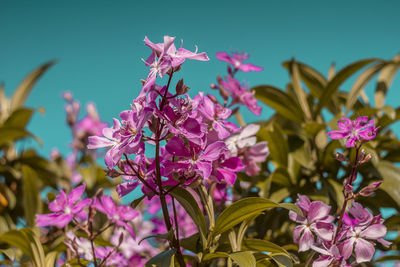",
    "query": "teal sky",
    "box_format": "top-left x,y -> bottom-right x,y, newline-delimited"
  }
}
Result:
1,0 -> 400,156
